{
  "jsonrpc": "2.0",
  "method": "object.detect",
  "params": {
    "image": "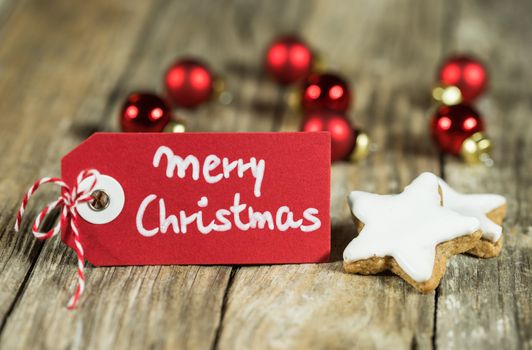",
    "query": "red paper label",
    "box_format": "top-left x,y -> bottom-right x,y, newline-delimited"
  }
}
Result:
61,132 -> 330,266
